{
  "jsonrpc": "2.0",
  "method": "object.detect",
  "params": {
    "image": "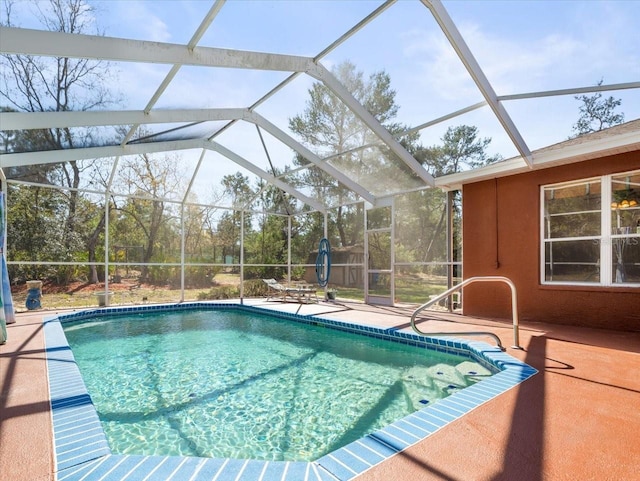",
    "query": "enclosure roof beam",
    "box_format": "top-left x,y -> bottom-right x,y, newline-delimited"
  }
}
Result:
207,0 -> 397,148
404,101 -> 488,136
307,63 -> 435,186
0,27 -> 314,72
0,139 -> 206,167
183,149 -> 207,204
421,0 -> 533,167
497,81 -> 640,101
124,0 -> 227,145
206,142 -> 326,213
0,106 -> 378,205
248,112 -> 376,204
0,108 -> 248,130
